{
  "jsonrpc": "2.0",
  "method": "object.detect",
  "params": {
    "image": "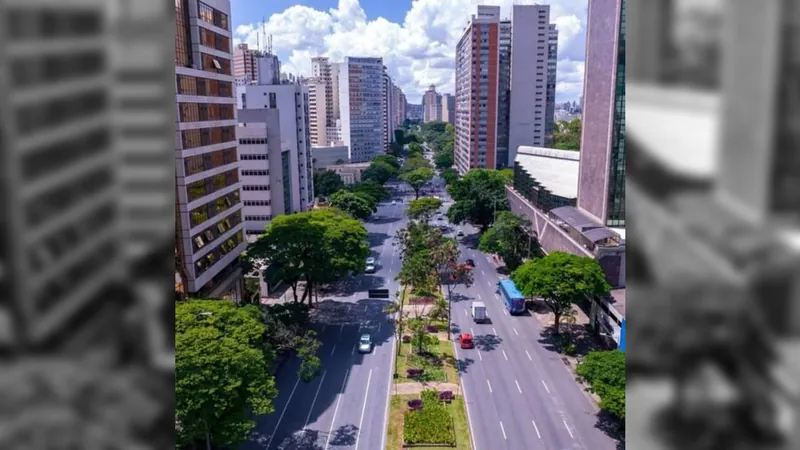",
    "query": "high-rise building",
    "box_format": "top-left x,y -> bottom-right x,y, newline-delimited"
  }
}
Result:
330,62 -> 341,121
454,5 -> 502,173
406,103 -> 423,120
309,57 -> 338,146
496,19 -> 512,168
577,0 -> 626,227
422,85 -> 442,122
545,24 -> 559,147
175,0 -> 247,300
441,93 -> 456,125
339,57 -> 385,163
382,67 -> 395,152
307,80 -> 328,146
393,85 -> 407,129
508,4 -> 551,164
233,43 -> 258,84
